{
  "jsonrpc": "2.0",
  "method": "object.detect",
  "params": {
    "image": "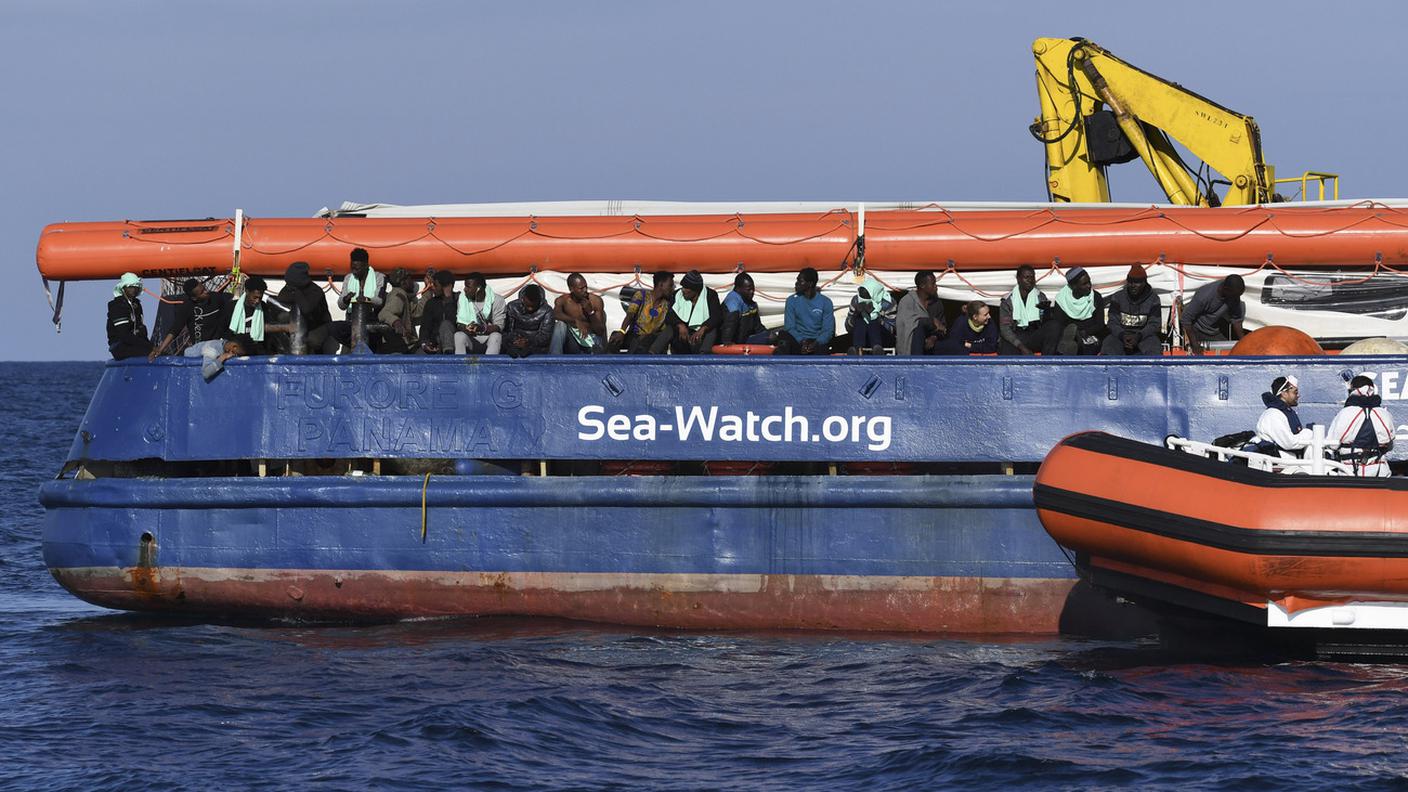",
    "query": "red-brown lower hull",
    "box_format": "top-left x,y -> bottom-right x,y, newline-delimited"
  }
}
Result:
50,566 -> 1142,635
